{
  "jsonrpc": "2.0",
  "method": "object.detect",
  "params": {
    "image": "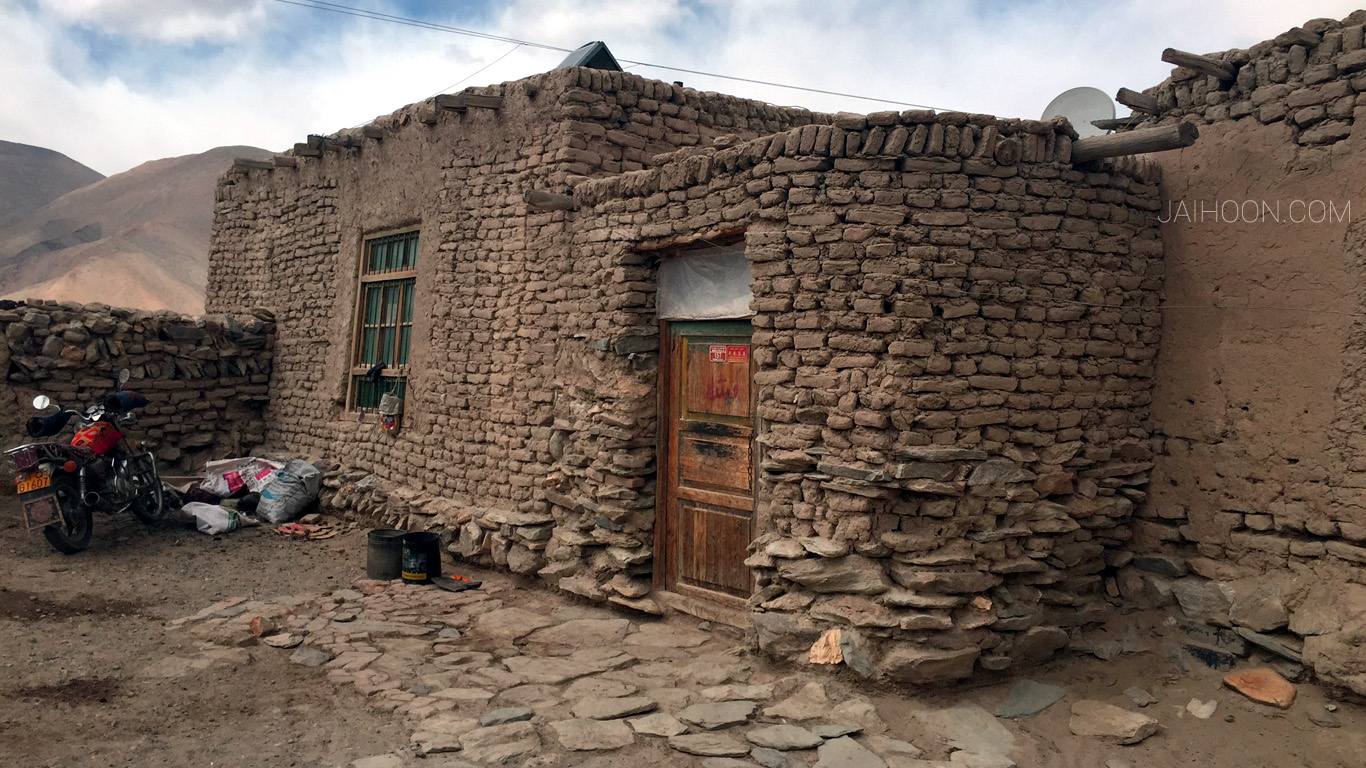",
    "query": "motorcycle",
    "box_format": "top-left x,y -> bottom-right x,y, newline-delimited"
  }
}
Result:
4,369 -> 166,553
